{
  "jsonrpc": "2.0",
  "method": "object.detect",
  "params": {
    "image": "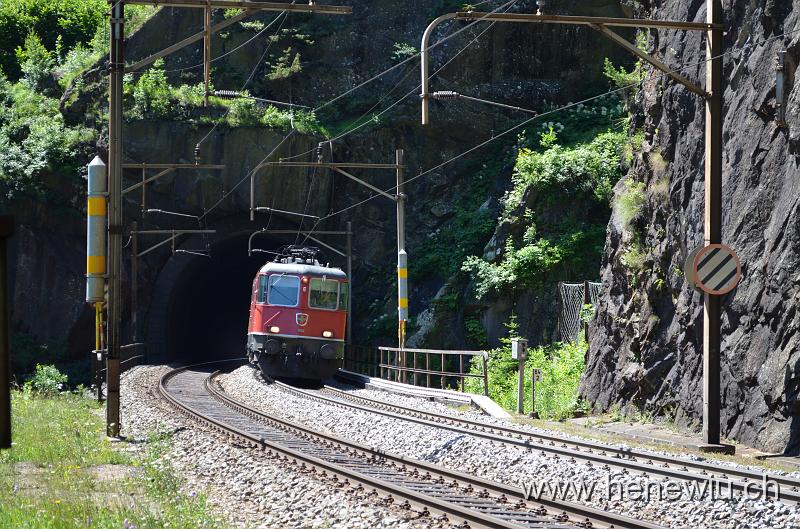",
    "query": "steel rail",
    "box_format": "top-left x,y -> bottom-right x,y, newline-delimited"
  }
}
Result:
211,370 -> 662,529
157,363 -> 660,528
159,366 -> 551,528
269,378 -> 800,504
323,384 -> 800,494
